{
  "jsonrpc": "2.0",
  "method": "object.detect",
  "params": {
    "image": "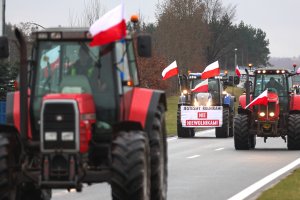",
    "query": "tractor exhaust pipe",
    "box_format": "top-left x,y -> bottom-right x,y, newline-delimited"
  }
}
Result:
15,28 -> 28,143
245,68 -> 250,106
